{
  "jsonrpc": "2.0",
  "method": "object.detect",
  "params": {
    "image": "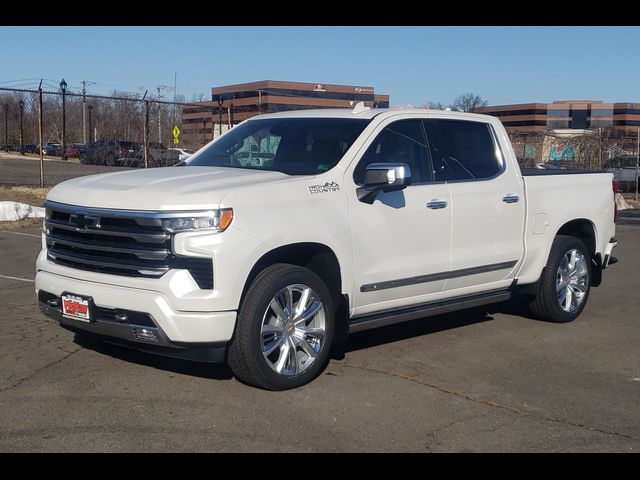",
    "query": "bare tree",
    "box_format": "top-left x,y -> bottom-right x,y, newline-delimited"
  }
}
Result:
507,130 -> 547,168
451,93 -> 488,112
422,100 -> 446,110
